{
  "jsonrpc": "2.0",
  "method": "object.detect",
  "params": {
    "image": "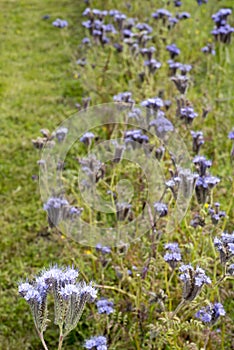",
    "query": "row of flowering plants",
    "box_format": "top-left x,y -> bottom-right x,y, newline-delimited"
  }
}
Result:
19,0 -> 234,349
